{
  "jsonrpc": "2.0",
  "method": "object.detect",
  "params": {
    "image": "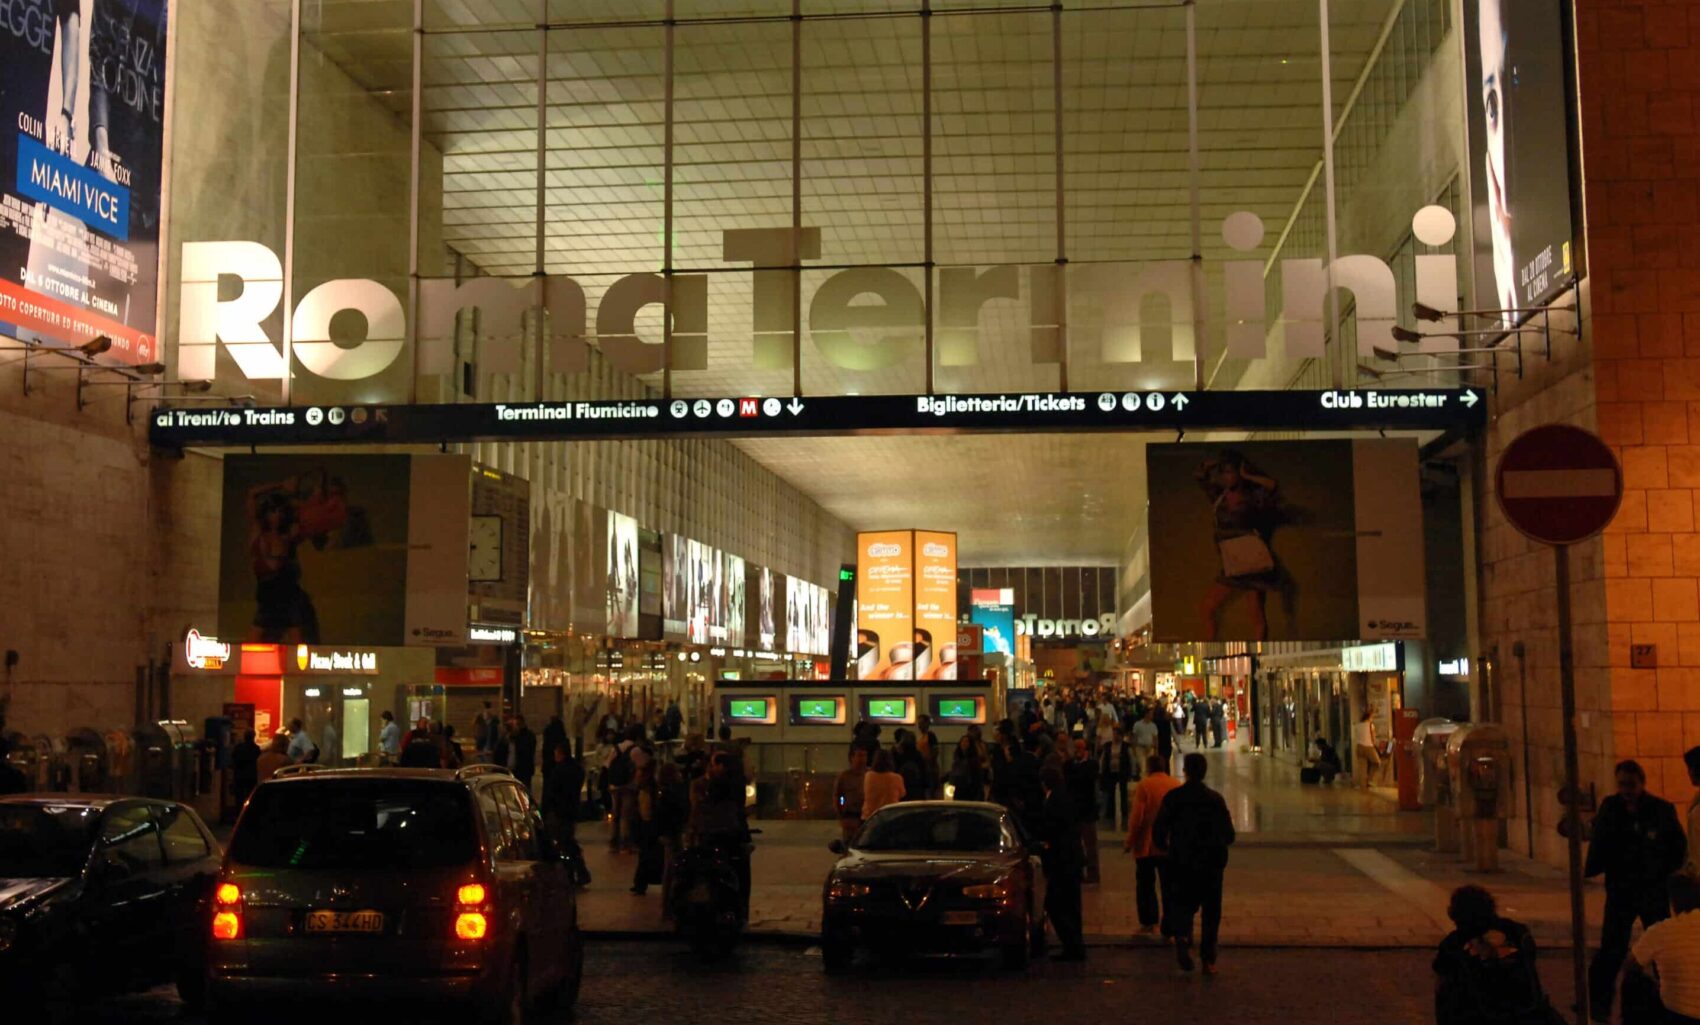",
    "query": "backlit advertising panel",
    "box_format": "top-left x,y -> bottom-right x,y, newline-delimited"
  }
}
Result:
723,553 -> 746,646
856,530 -> 914,679
685,539 -> 718,643
607,510 -> 639,638
0,0 -> 169,363
752,566 -> 780,651
663,533 -> 689,640
1462,0 -> 1577,324
969,604 -> 1016,657
914,531 -> 958,680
